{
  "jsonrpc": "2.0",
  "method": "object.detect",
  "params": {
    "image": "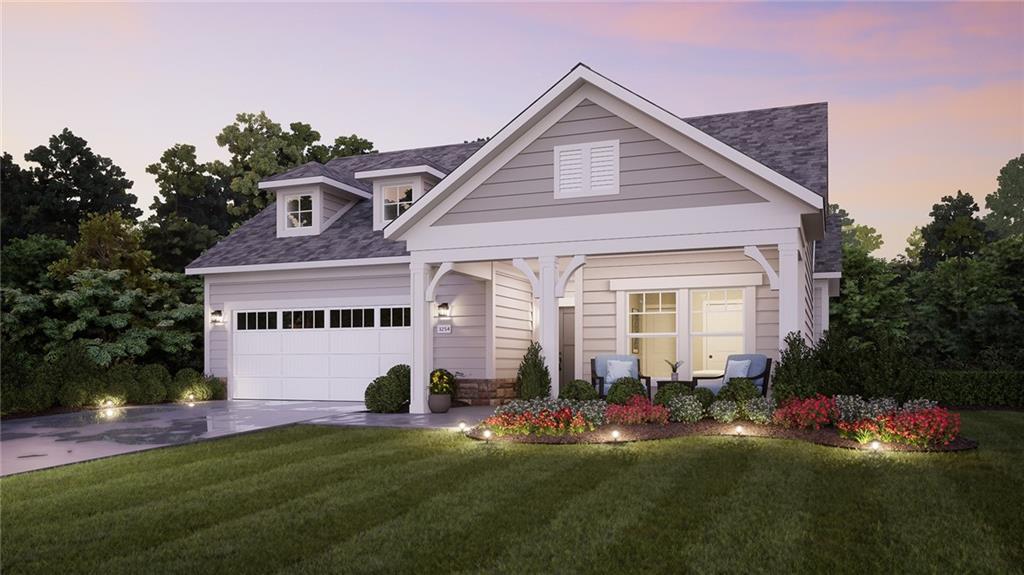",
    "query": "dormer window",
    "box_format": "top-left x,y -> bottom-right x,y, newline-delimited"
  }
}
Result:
382,184 -> 413,223
285,194 -> 314,228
